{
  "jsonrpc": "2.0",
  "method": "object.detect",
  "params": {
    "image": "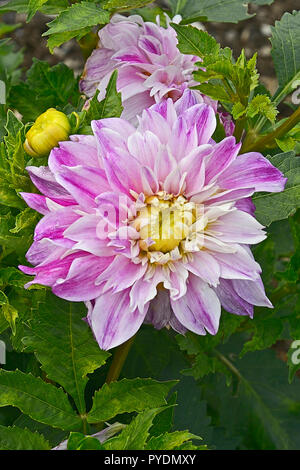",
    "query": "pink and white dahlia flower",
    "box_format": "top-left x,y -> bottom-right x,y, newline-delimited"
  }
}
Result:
80,14 -> 216,124
19,91 -> 286,350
